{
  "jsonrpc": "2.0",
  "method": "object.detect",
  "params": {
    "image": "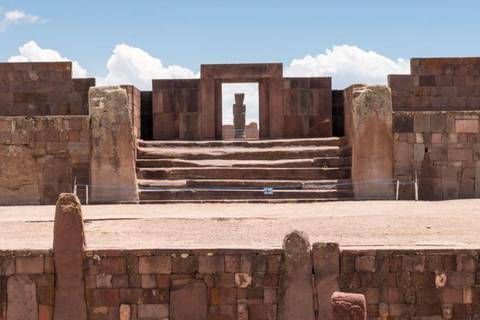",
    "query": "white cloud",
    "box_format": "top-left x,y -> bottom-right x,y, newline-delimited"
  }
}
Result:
0,10 -> 43,32
286,45 -> 410,89
101,44 -> 198,90
8,41 -> 87,78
